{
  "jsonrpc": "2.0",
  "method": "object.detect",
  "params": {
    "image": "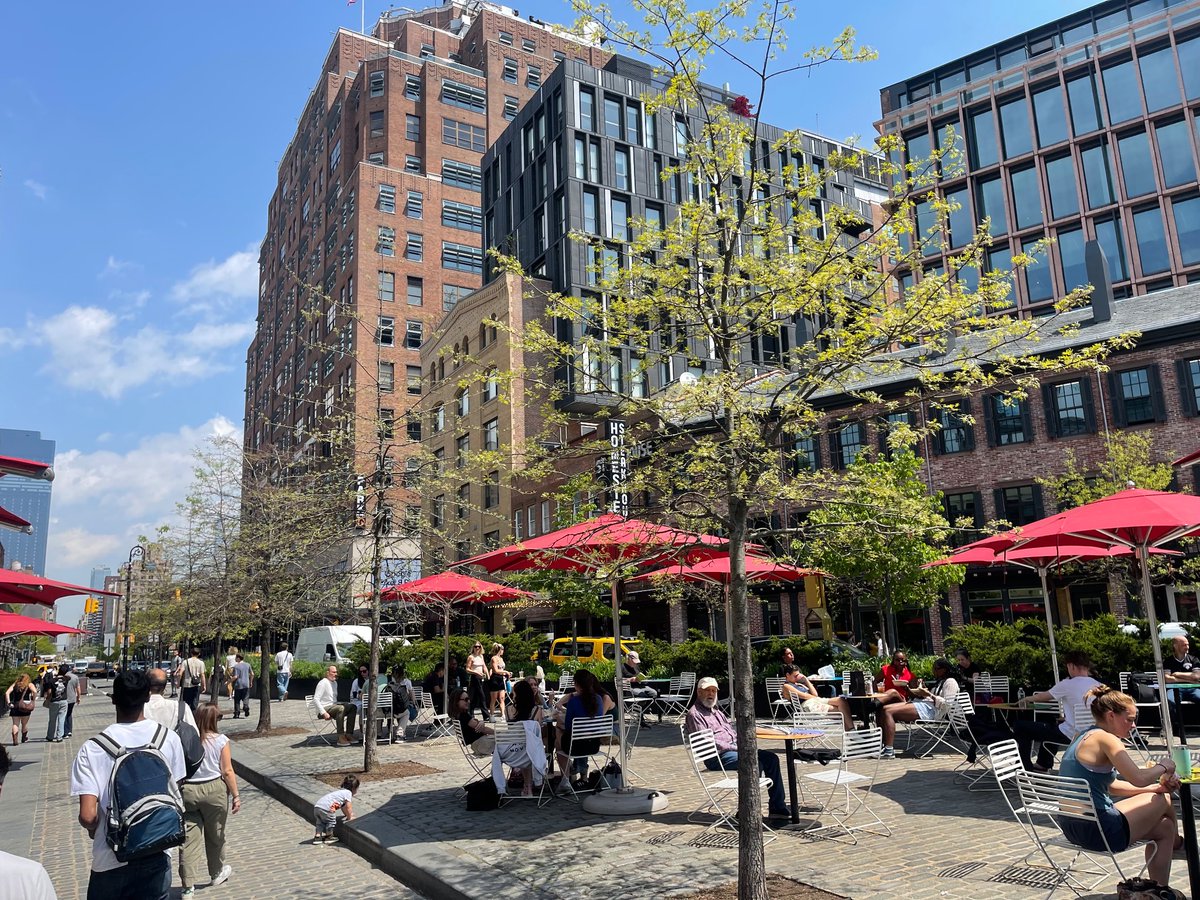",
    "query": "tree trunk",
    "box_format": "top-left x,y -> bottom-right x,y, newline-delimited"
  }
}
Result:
729,498 -> 769,900
364,516 -> 385,773
256,620 -> 272,733
209,630 -> 223,705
